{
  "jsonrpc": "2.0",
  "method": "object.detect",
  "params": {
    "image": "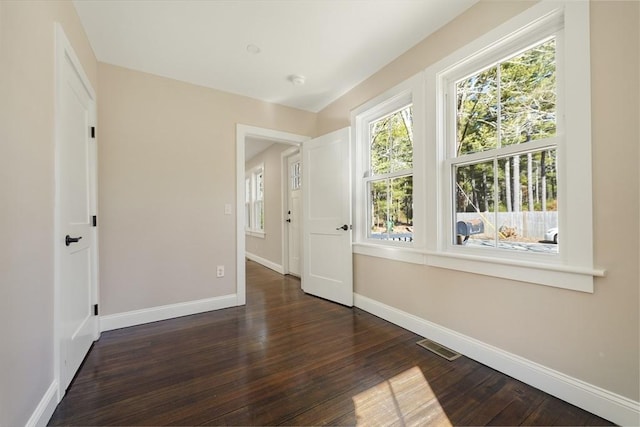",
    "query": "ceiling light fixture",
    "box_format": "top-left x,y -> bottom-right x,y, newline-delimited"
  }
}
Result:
246,44 -> 261,54
288,74 -> 306,86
